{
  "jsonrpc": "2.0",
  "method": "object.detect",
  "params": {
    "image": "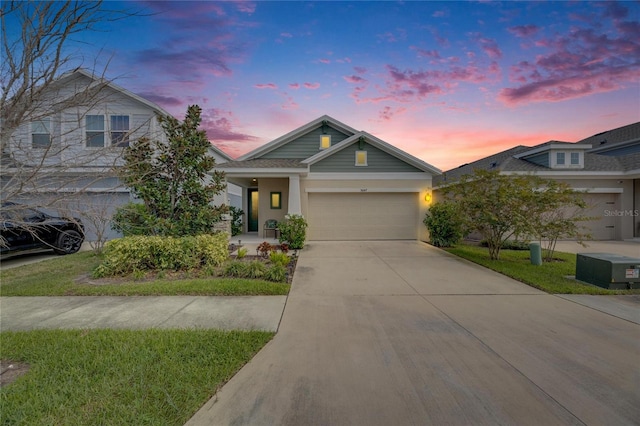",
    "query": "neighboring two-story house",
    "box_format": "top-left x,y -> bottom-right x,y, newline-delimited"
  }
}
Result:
1,69 -> 235,240
433,122 -> 640,240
